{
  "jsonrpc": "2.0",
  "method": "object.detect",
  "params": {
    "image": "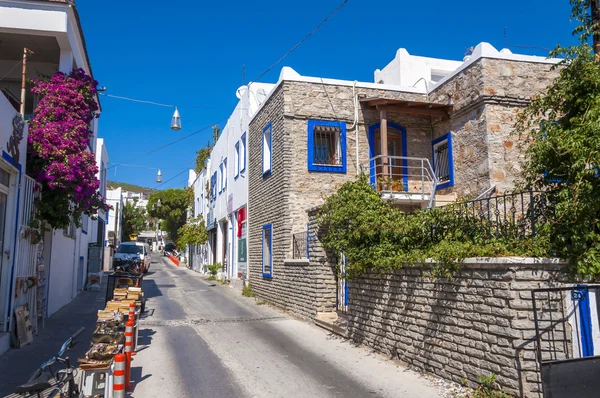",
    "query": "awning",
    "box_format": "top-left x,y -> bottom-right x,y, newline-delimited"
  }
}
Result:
360,97 -> 452,119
